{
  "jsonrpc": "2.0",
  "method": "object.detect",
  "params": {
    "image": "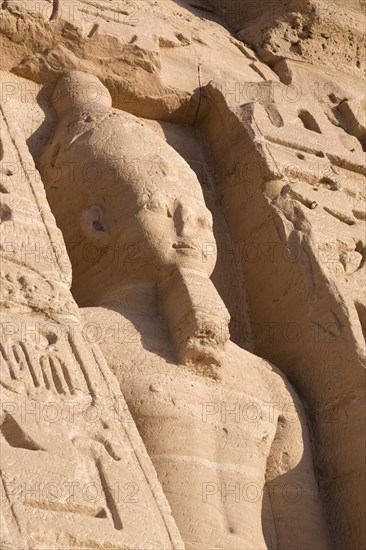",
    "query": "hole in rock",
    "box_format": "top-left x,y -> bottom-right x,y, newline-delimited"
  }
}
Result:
355,241 -> 366,269
264,104 -> 284,128
44,331 -> 58,345
328,93 -> 338,104
0,202 -> 12,222
298,110 -> 322,133
290,42 -> 301,54
95,508 -> 108,519
320,176 -> 338,190
0,415 -> 45,451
